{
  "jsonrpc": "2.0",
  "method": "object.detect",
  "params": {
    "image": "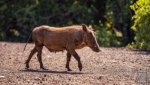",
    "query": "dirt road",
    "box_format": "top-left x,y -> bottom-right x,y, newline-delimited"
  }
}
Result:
0,42 -> 150,85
